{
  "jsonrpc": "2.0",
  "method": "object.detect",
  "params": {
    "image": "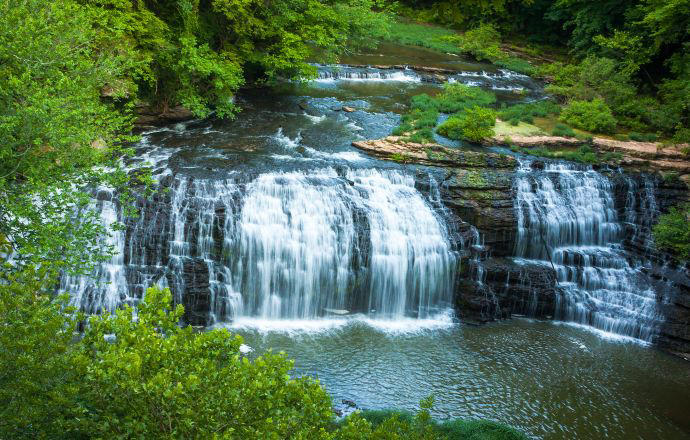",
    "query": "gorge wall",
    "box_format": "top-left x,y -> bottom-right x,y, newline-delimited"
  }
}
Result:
410,146 -> 690,353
